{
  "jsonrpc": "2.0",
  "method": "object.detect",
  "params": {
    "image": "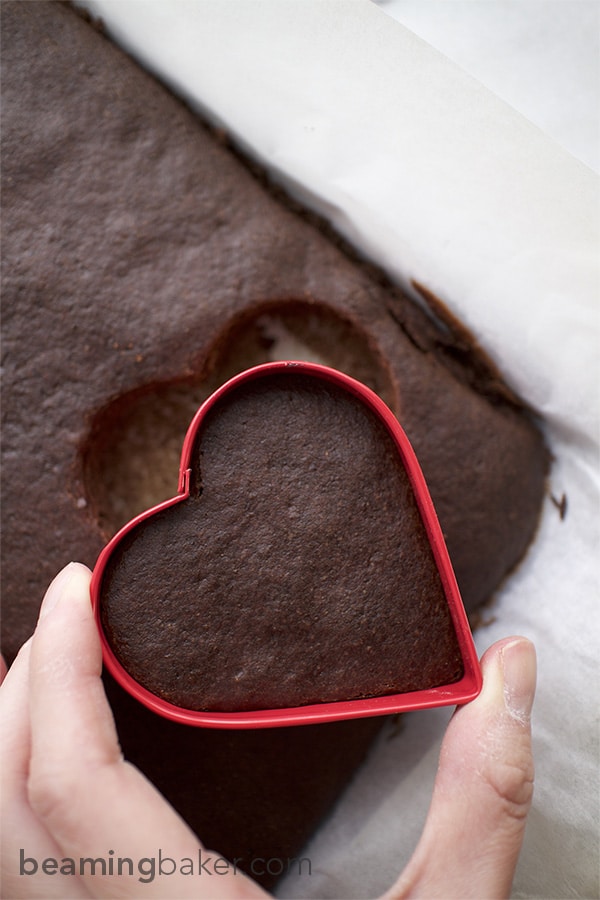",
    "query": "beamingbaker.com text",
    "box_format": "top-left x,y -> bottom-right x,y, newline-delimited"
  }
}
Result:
19,848 -> 311,883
